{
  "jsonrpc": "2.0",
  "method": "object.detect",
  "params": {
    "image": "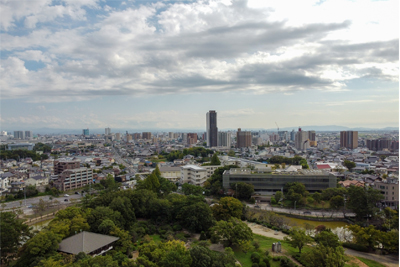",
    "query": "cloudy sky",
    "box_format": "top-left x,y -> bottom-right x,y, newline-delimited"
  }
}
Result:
1,0 -> 398,132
